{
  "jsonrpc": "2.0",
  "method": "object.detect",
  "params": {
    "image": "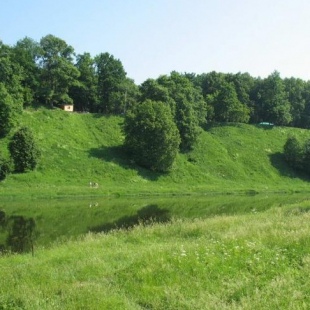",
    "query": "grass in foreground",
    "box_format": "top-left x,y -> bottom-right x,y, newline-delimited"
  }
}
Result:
1,201 -> 310,309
